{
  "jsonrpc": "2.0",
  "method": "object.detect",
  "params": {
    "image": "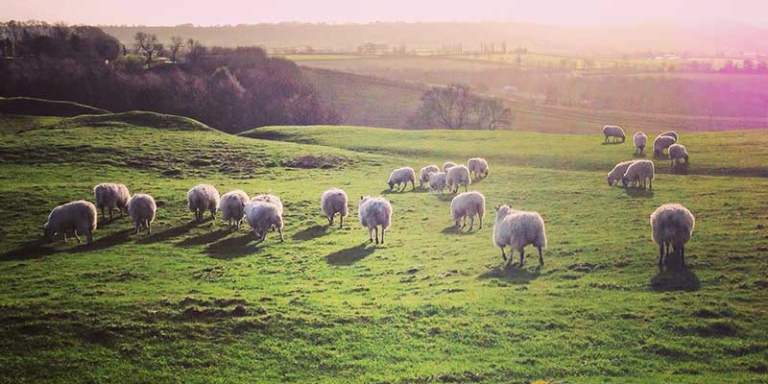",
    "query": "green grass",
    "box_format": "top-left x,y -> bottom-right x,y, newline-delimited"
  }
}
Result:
1,113 -> 767,383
